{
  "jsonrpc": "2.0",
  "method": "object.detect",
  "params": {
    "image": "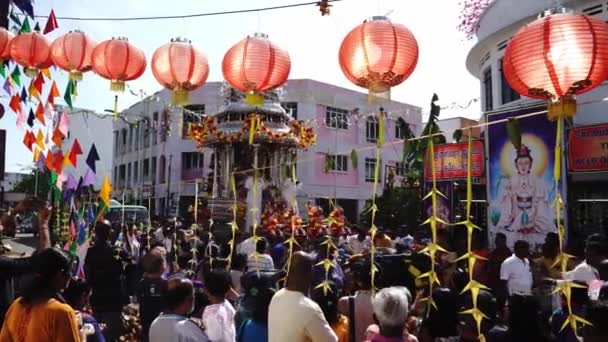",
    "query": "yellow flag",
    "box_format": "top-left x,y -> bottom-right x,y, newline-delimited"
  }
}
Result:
99,176 -> 113,207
